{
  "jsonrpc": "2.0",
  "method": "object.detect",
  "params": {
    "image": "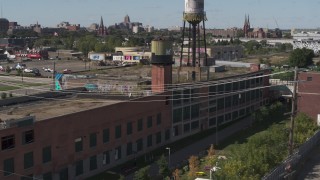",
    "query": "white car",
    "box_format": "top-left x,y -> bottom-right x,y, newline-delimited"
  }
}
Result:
43,67 -> 53,72
24,68 -> 33,73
